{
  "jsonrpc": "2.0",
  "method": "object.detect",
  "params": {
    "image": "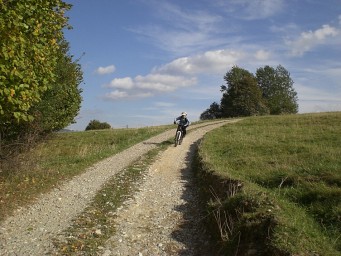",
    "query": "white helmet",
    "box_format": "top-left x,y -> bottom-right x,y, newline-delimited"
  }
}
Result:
181,112 -> 187,117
